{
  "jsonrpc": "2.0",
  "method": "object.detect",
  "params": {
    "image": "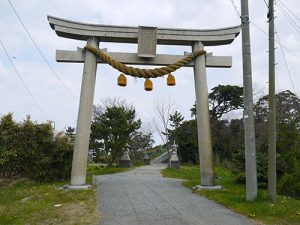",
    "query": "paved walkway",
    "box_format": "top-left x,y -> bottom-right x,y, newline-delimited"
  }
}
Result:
95,163 -> 254,225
